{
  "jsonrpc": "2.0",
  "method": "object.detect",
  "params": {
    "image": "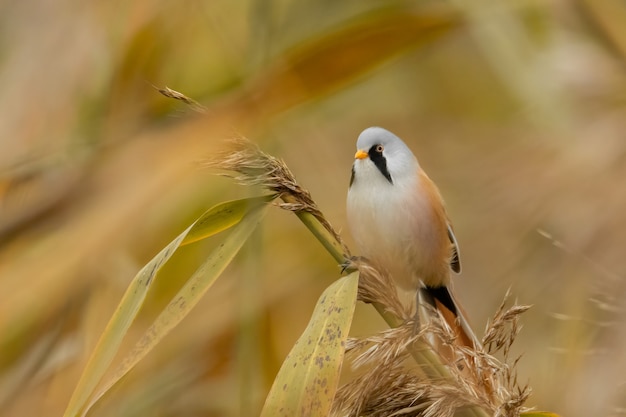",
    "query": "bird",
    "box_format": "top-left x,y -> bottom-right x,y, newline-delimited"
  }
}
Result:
346,126 -> 478,349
